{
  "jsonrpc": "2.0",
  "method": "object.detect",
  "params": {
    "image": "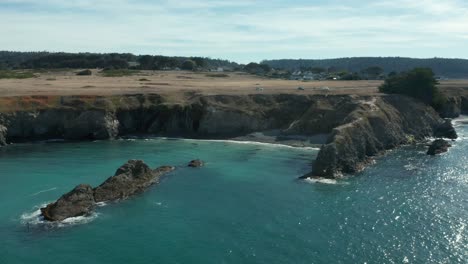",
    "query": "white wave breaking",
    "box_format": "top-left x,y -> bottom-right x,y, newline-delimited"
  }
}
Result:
21,203 -> 98,228
163,137 -> 319,150
120,136 -> 319,150
304,178 -> 339,185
